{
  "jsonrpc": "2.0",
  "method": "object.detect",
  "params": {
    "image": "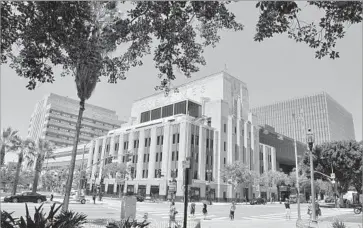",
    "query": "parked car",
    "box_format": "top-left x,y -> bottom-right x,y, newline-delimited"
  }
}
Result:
250,197 -> 266,205
4,192 -> 47,203
324,196 -> 335,203
136,195 -> 145,202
